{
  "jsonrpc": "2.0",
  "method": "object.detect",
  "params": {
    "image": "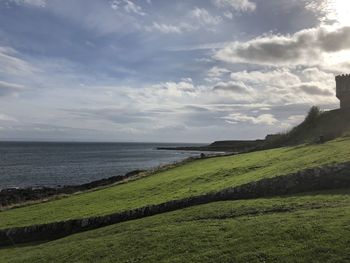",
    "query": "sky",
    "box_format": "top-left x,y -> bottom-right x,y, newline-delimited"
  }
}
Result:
0,0 -> 349,143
